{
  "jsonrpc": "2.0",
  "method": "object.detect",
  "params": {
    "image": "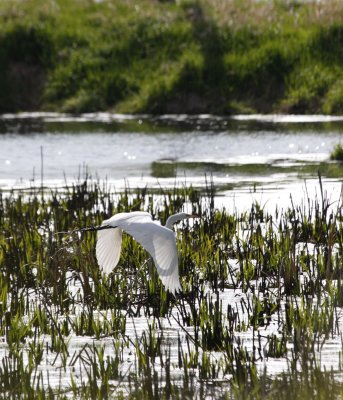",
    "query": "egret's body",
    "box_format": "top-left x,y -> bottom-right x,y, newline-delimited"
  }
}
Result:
95,211 -> 194,294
